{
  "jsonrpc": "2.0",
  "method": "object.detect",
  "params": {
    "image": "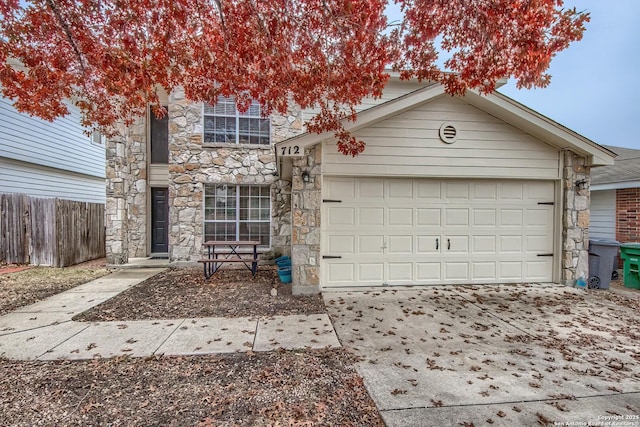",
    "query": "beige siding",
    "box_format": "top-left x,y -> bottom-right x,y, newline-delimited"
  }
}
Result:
323,95 -> 561,180
149,164 -> 169,187
590,190 -> 616,240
